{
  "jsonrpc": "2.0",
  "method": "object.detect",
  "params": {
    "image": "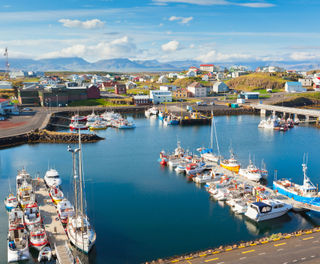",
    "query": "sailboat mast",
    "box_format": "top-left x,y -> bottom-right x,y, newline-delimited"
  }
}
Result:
213,114 -> 220,157
73,151 -> 78,218
78,130 -> 84,226
210,111 -> 213,149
